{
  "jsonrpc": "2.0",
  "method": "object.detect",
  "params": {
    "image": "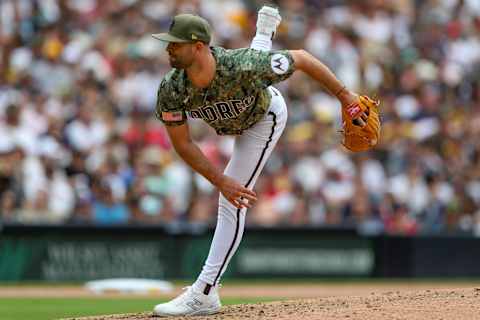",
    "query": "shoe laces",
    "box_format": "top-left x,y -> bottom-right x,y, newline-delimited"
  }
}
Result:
171,286 -> 194,305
